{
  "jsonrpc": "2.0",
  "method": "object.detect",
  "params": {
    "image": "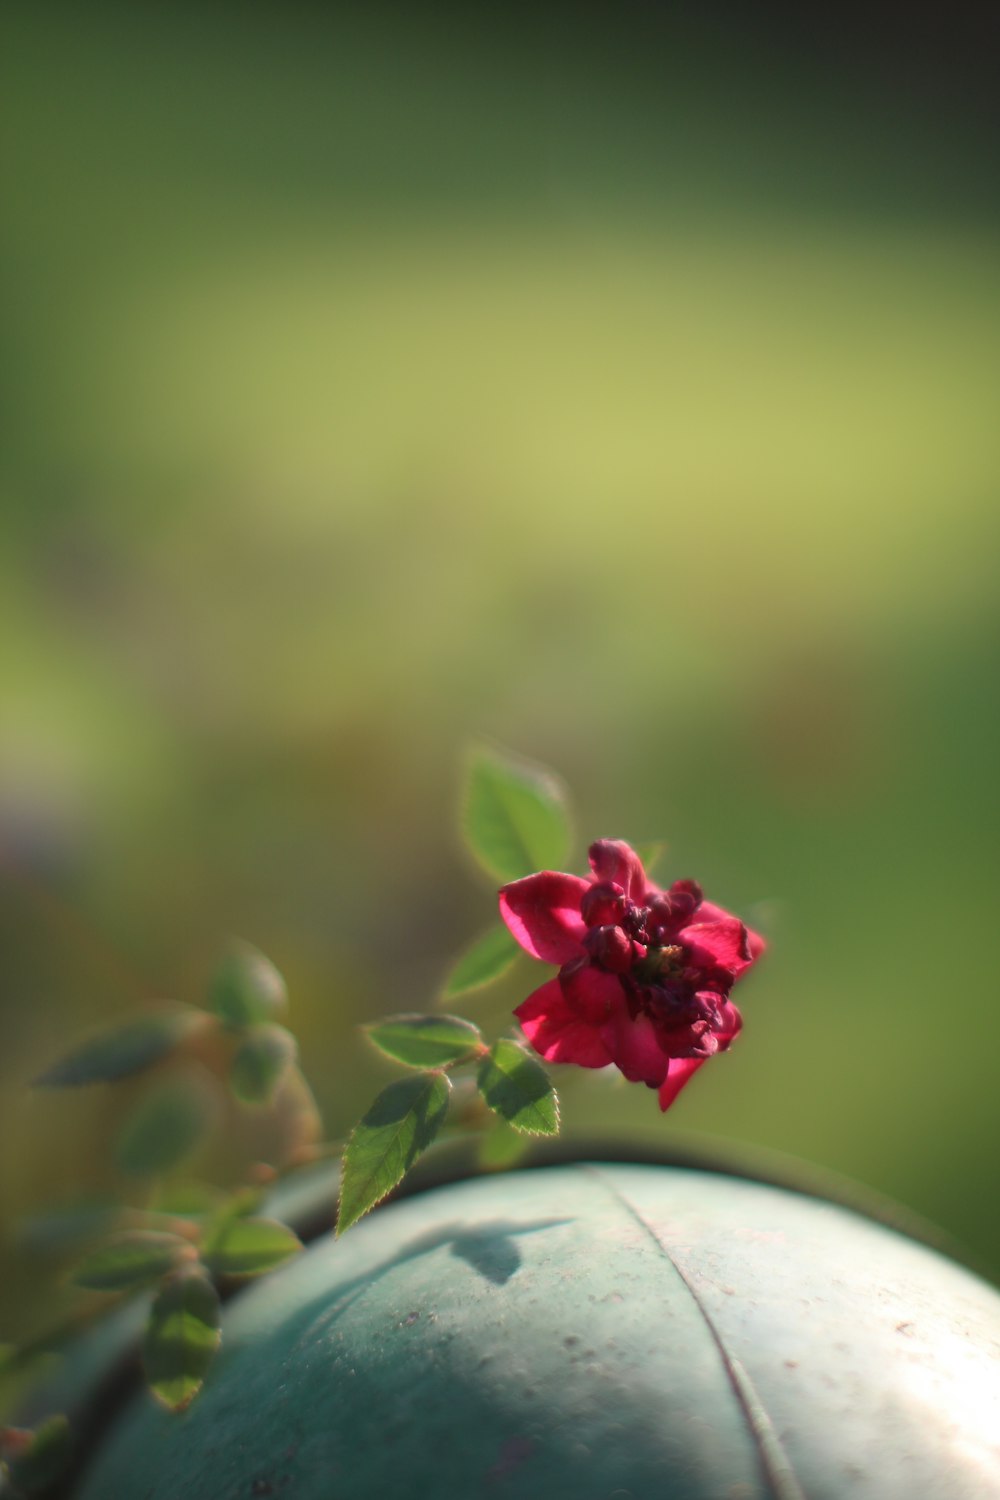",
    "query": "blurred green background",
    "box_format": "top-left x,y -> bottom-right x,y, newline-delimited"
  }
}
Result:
2,2 -> 999,1334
